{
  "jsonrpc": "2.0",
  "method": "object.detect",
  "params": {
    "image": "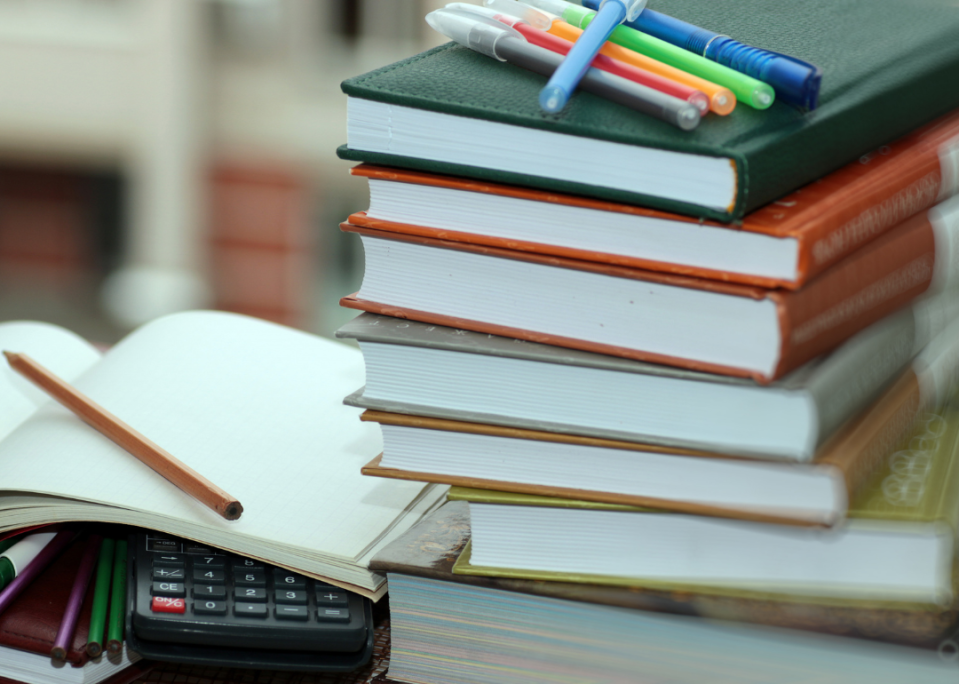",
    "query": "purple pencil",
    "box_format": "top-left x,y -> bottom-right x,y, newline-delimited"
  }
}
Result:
0,529 -> 77,616
51,534 -> 102,662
